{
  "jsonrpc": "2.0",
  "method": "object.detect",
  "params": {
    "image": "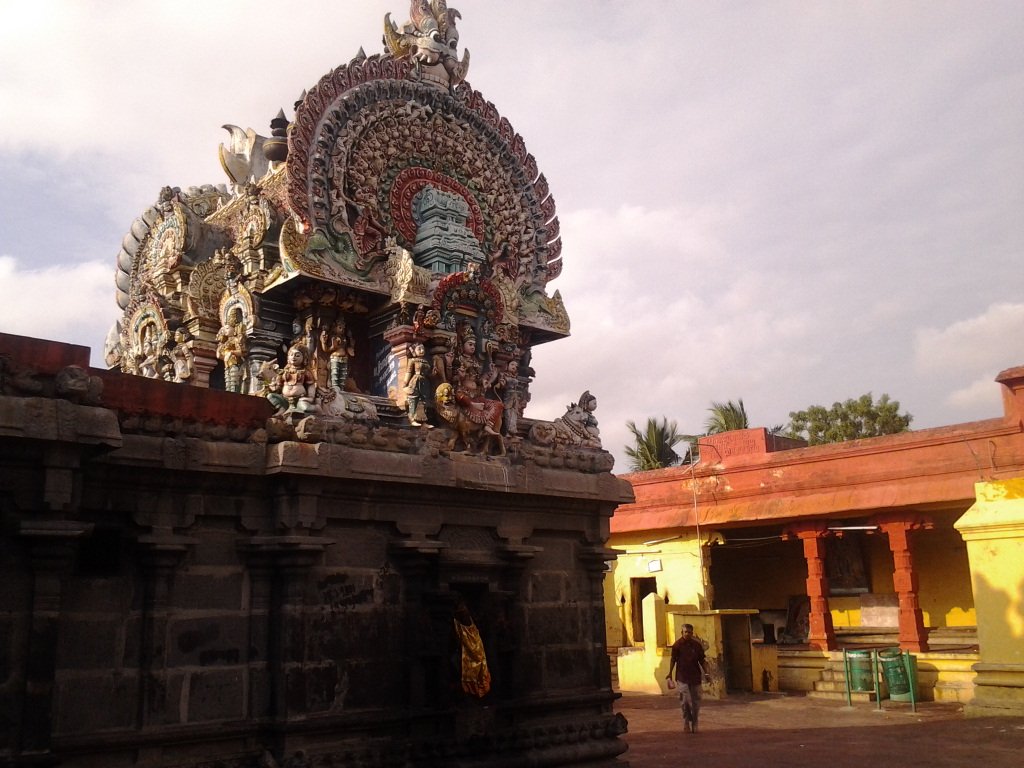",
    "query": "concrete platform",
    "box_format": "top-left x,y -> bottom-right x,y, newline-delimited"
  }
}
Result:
617,691 -> 1024,767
